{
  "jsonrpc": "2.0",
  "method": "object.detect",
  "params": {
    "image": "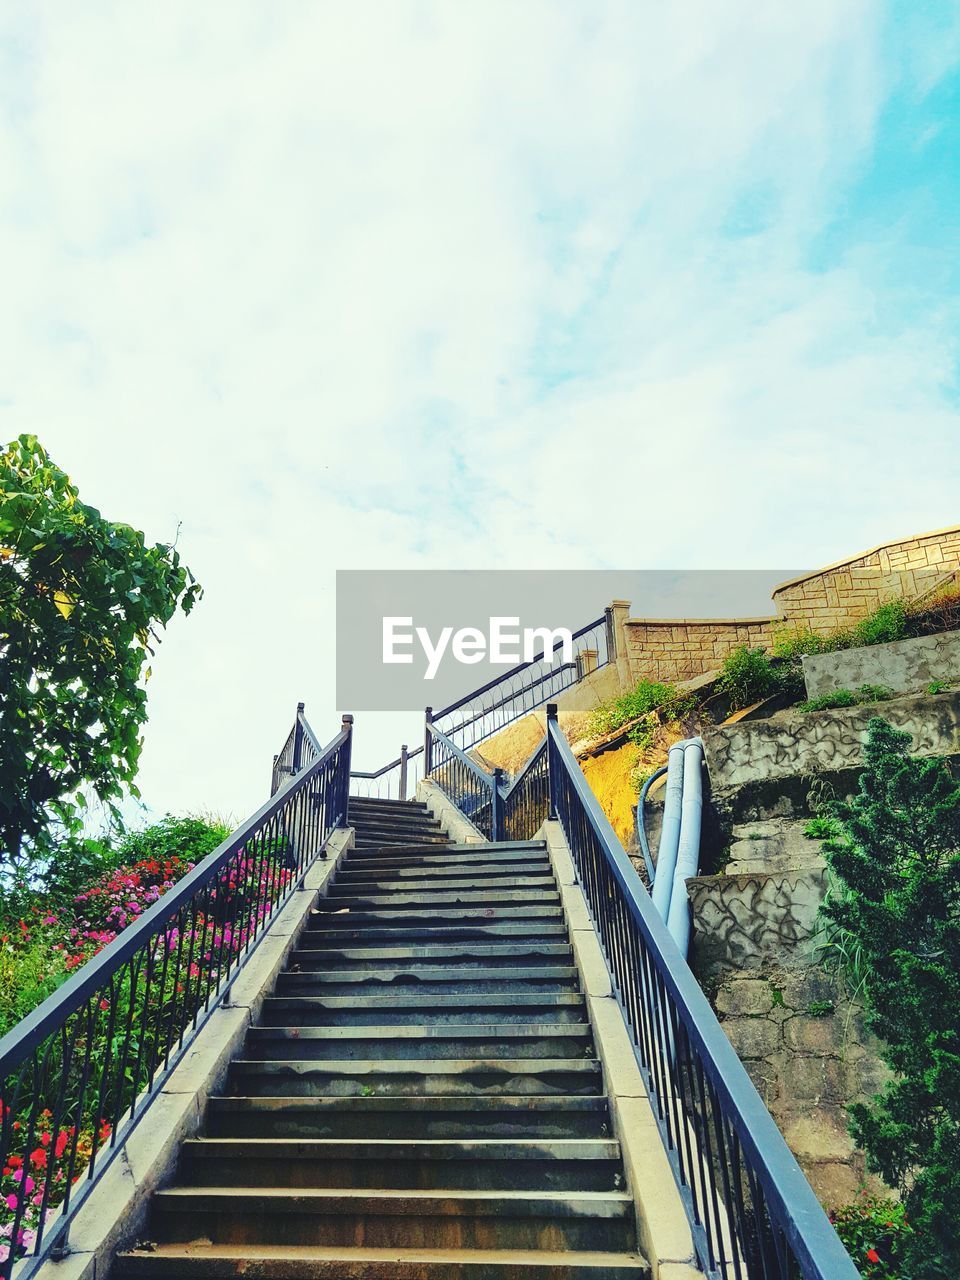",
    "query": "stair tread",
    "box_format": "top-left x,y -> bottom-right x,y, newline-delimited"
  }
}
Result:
119,1243 -> 648,1267
155,1186 -> 633,1211
249,1025 -> 590,1040
183,1138 -> 619,1157
209,1095 -> 609,1110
